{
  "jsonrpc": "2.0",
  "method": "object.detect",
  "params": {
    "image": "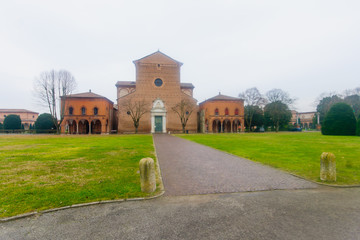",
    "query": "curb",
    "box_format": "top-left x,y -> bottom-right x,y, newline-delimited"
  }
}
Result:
1,137 -> 166,223
0,191 -> 165,223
